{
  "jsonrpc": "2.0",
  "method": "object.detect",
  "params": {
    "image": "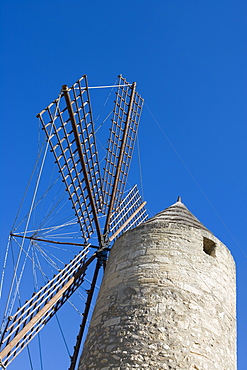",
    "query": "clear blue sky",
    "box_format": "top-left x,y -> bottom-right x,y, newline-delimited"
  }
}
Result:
0,1 -> 246,369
